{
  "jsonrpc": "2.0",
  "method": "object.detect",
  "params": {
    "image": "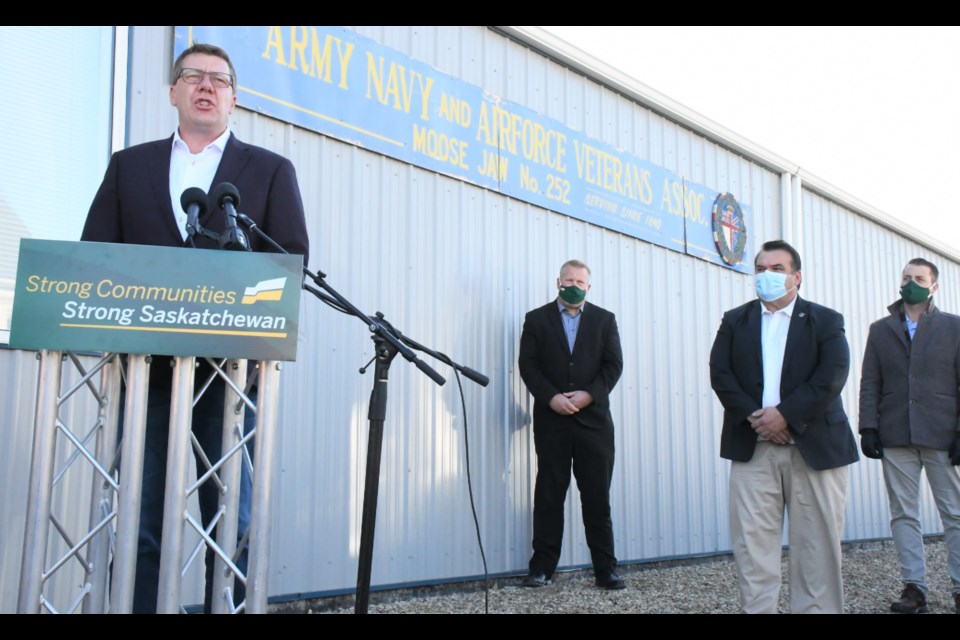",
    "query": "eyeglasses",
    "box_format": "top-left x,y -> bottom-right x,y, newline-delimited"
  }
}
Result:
177,68 -> 234,89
